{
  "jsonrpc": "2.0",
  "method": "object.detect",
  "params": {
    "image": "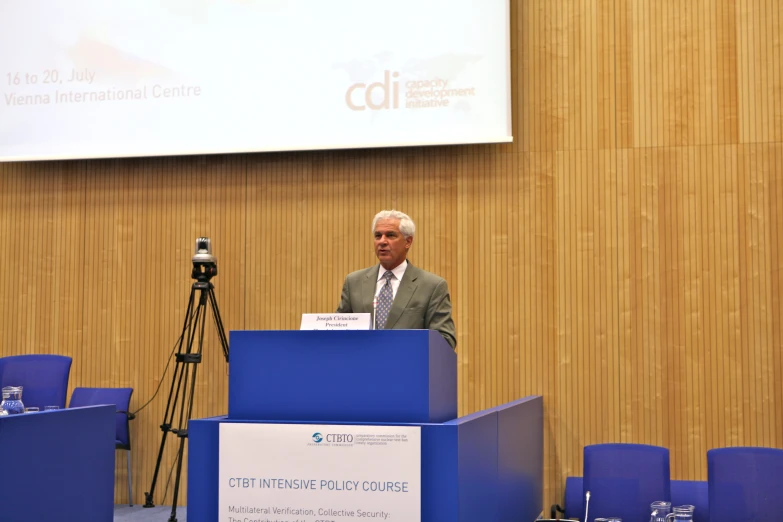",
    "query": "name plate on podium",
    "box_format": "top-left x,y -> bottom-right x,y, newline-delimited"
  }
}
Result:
300,313 -> 371,330
219,423 -> 421,522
